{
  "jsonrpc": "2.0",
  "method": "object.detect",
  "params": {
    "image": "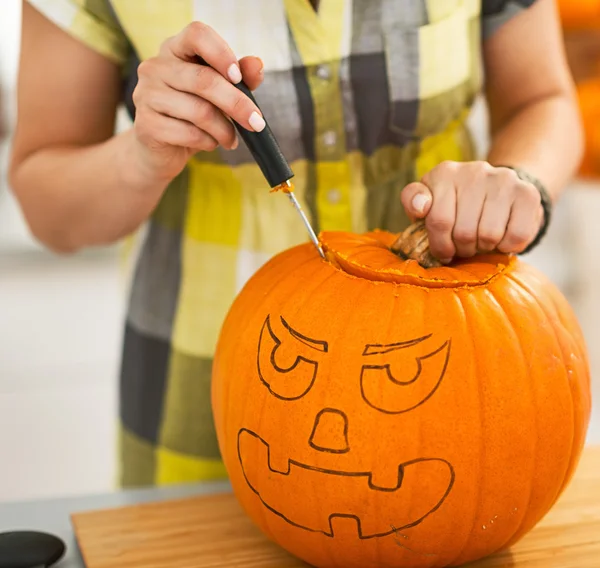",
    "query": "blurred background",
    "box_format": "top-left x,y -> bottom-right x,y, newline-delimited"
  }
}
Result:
1,0 -> 599,503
